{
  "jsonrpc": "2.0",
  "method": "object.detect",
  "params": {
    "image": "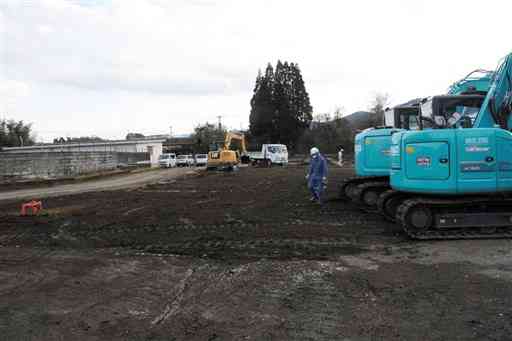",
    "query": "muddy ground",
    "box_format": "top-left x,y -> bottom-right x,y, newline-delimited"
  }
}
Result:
1,164 -> 512,340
